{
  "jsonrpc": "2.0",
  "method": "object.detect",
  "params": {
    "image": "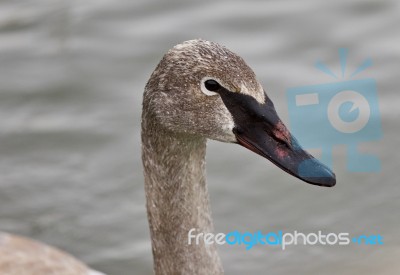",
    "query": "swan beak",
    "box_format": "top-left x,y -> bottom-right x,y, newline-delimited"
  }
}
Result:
218,89 -> 336,187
